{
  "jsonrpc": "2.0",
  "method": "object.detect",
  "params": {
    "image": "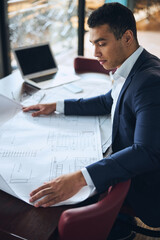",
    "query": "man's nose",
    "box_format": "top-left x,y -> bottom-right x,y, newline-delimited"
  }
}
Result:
94,46 -> 102,58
